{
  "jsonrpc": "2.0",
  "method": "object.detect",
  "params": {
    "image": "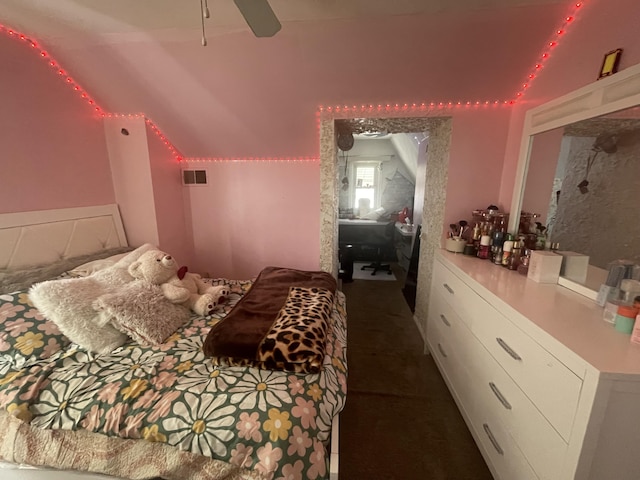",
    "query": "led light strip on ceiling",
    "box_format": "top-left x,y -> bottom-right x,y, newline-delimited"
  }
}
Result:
1,1 -> 586,163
